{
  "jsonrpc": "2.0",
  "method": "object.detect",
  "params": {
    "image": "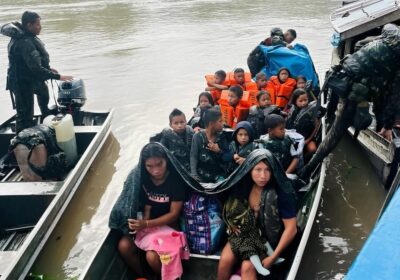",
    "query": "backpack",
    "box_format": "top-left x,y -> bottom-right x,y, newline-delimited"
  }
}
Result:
183,194 -> 225,254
